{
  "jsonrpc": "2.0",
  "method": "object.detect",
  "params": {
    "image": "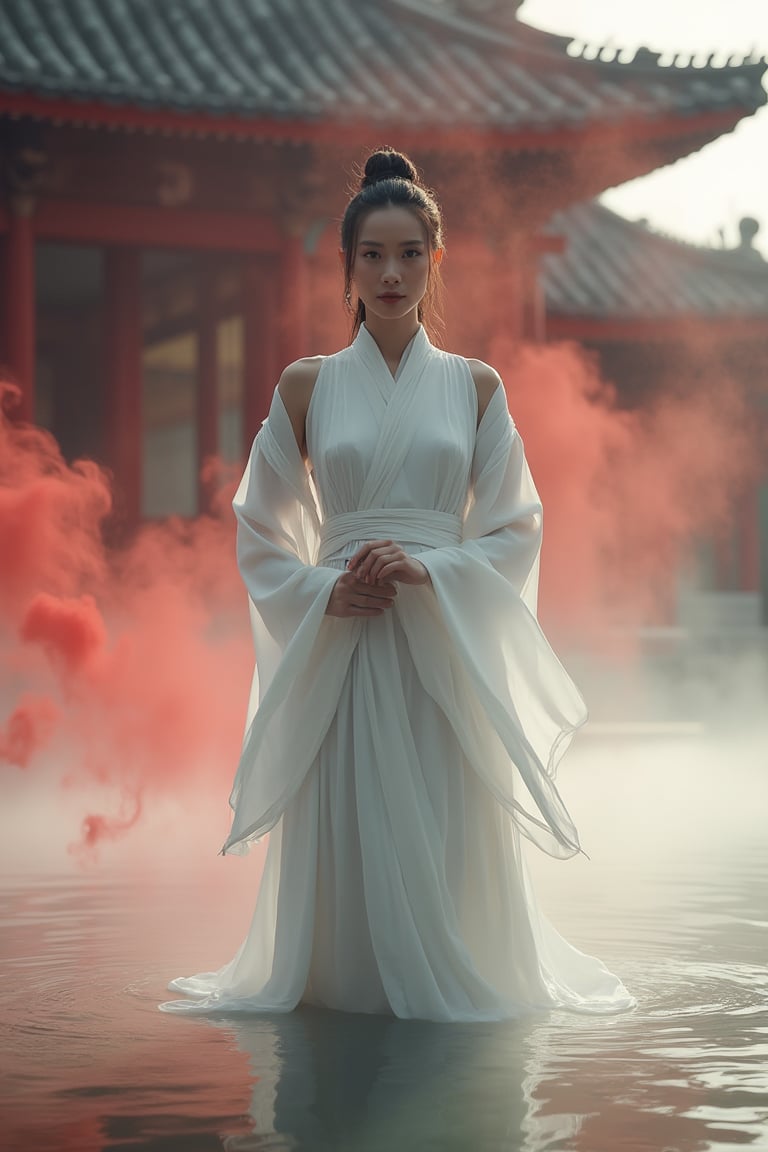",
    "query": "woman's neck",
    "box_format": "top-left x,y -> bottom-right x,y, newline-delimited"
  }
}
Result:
362,312 -> 421,376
